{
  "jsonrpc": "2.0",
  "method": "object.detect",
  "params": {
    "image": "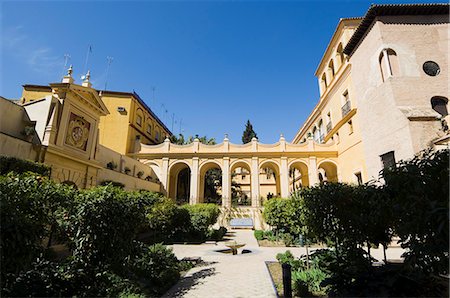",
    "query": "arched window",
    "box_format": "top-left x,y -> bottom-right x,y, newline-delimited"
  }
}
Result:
321,73 -> 327,89
431,96 -> 448,117
328,60 -> 335,79
379,48 -> 399,82
336,43 -> 344,67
